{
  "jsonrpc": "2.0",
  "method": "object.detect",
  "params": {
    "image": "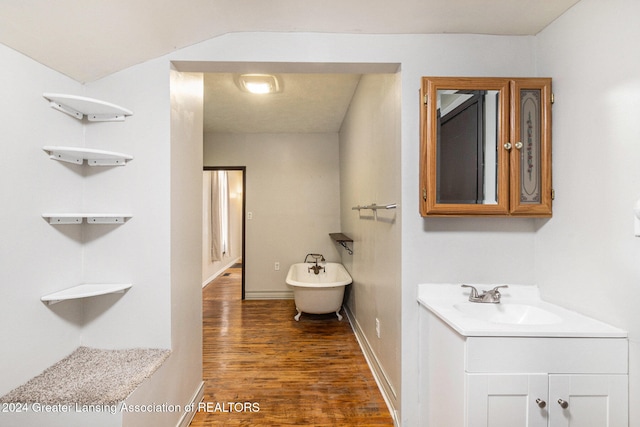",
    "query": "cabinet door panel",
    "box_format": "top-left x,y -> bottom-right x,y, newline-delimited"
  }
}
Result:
467,374 -> 547,427
420,77 -> 510,216
509,78 -> 553,216
549,375 -> 628,427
